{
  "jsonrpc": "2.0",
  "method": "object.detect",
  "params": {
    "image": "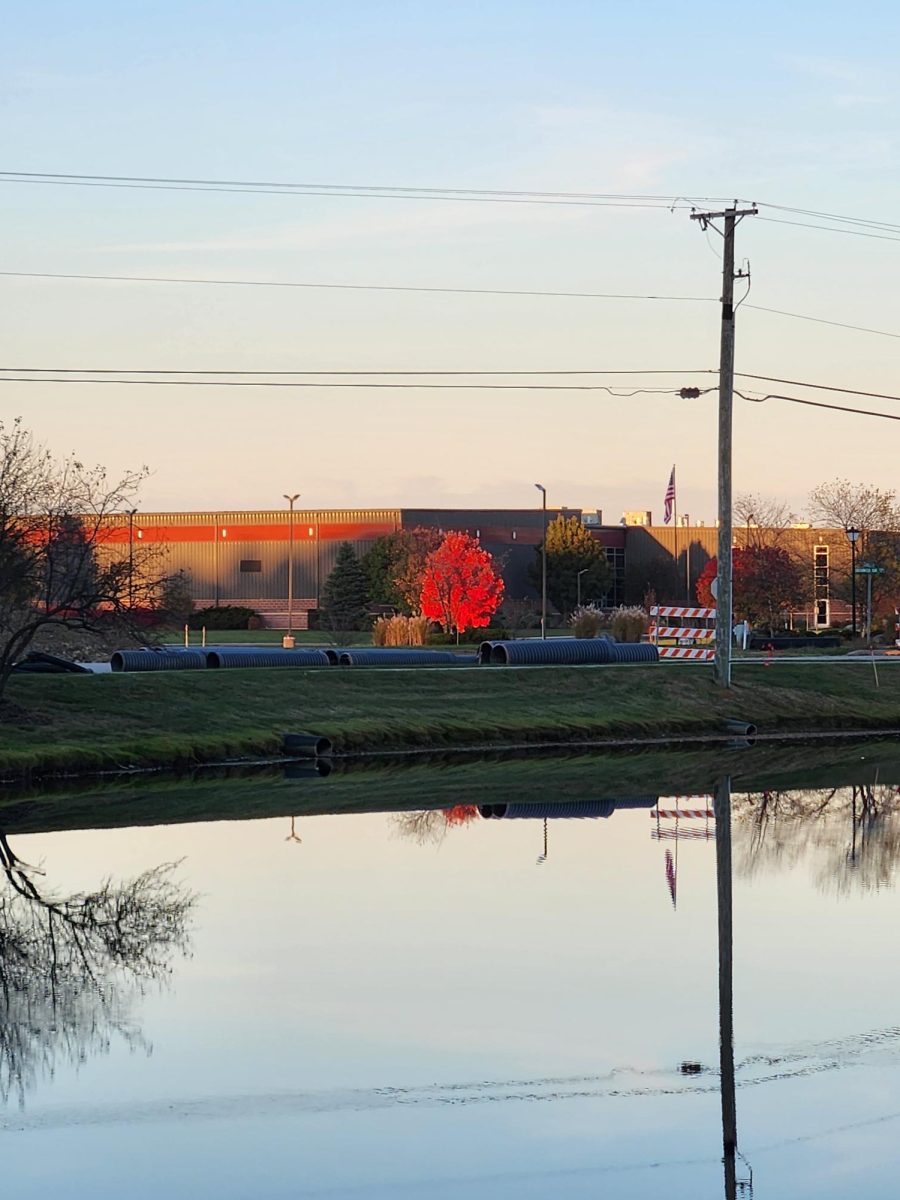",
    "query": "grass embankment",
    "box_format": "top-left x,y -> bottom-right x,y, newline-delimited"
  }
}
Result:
3,739 -> 899,836
2,660 -> 900,780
